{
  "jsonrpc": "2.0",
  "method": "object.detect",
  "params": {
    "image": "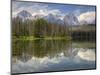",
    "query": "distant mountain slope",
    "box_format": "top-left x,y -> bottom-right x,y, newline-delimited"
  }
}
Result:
17,10 -> 32,21
64,14 -> 79,26
16,10 -> 95,26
